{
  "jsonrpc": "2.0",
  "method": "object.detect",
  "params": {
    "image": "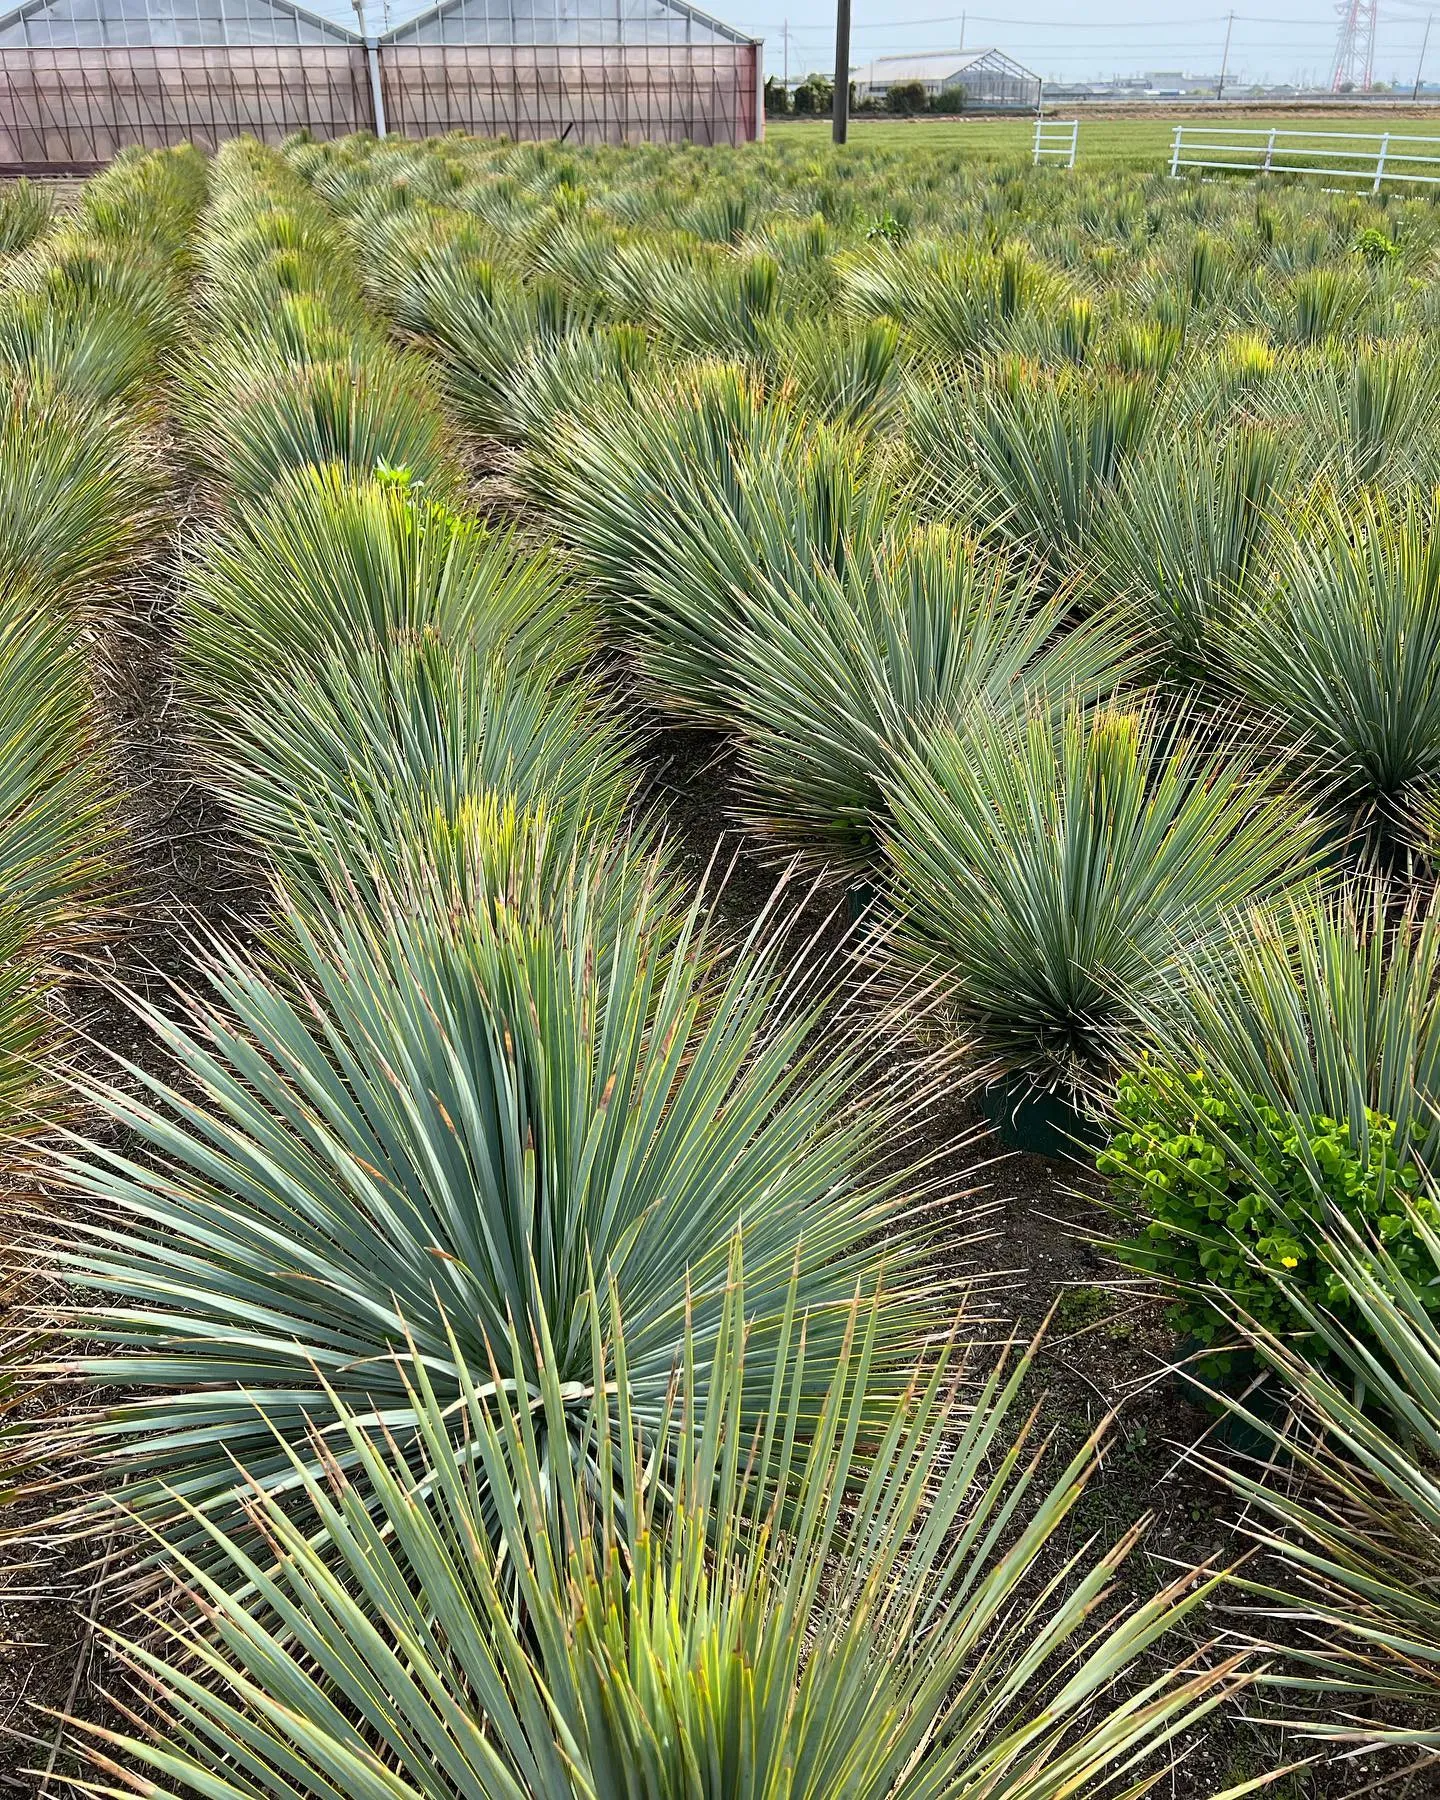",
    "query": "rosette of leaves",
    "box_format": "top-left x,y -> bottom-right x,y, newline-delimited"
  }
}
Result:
199,632 -> 643,933
1221,487 -> 1440,863
0,383 -> 150,606
882,698 -> 1317,1099
537,362 -> 900,727
50,862 -> 945,1554
729,522 -> 1132,875
182,465 -> 590,723
0,582 -> 115,1127
1145,881 -> 1440,1170
75,1266 -> 1251,1799
1210,1220 -> 1440,1752
1088,424 -> 1294,681
910,359 -> 1161,584
180,343 -> 461,501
